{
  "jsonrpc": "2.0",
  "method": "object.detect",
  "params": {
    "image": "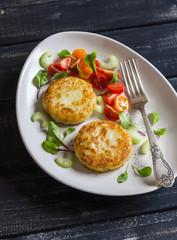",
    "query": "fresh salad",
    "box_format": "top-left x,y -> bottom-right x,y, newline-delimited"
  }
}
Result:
32,48 -> 166,183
